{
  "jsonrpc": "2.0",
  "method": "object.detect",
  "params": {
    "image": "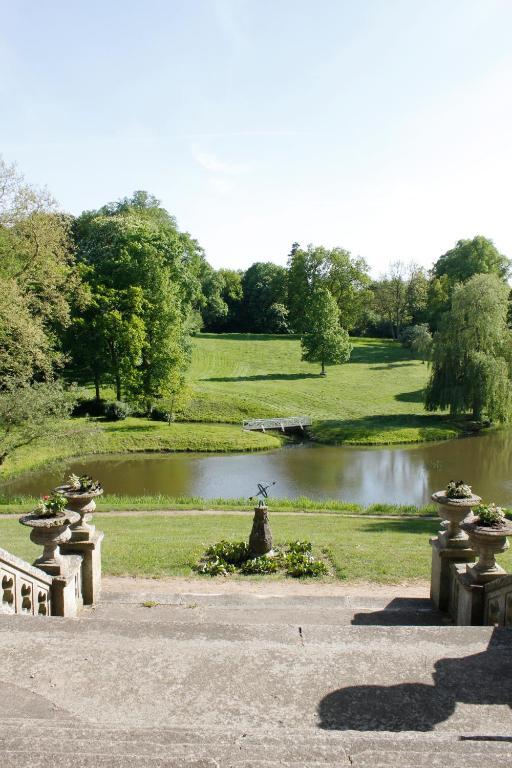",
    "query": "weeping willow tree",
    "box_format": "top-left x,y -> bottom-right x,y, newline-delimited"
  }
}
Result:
425,273 -> 512,422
